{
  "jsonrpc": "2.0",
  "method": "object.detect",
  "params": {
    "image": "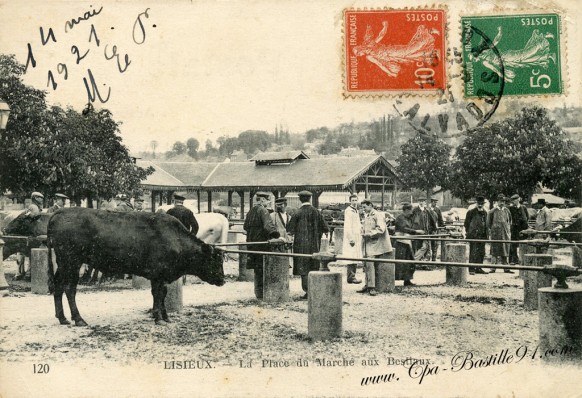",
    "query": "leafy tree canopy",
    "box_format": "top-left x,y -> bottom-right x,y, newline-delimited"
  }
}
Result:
396,134 -> 452,197
0,54 -> 153,203
450,106 -> 582,202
